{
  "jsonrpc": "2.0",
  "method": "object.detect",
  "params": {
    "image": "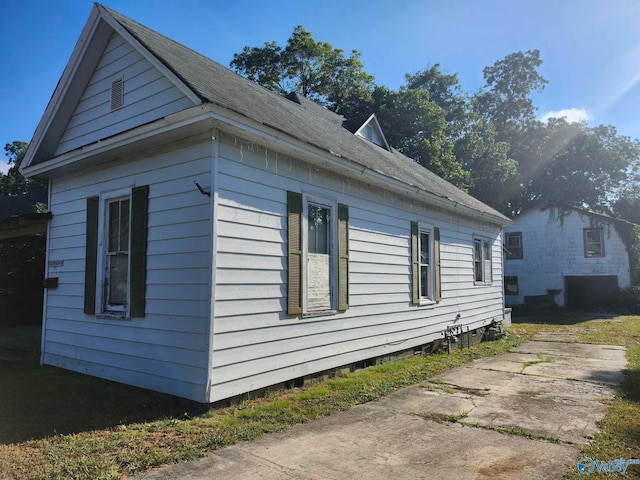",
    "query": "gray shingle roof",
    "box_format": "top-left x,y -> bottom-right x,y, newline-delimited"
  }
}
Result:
103,6 -> 508,222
